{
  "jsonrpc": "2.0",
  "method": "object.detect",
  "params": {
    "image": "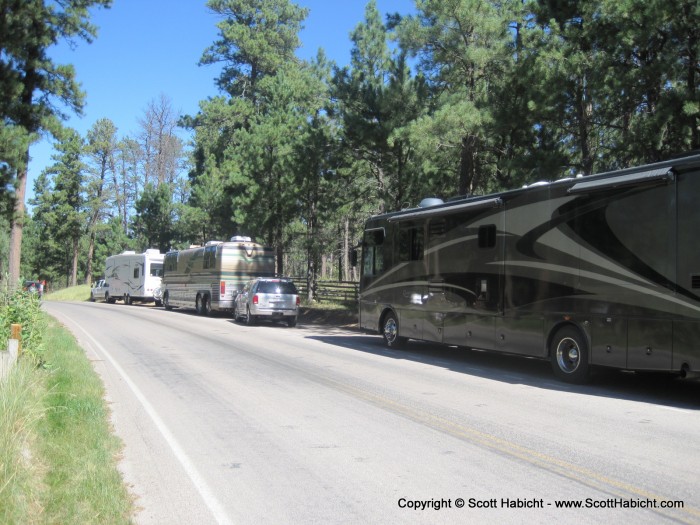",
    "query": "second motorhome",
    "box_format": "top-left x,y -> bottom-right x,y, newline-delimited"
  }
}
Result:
161,236 -> 275,315
104,249 -> 164,305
